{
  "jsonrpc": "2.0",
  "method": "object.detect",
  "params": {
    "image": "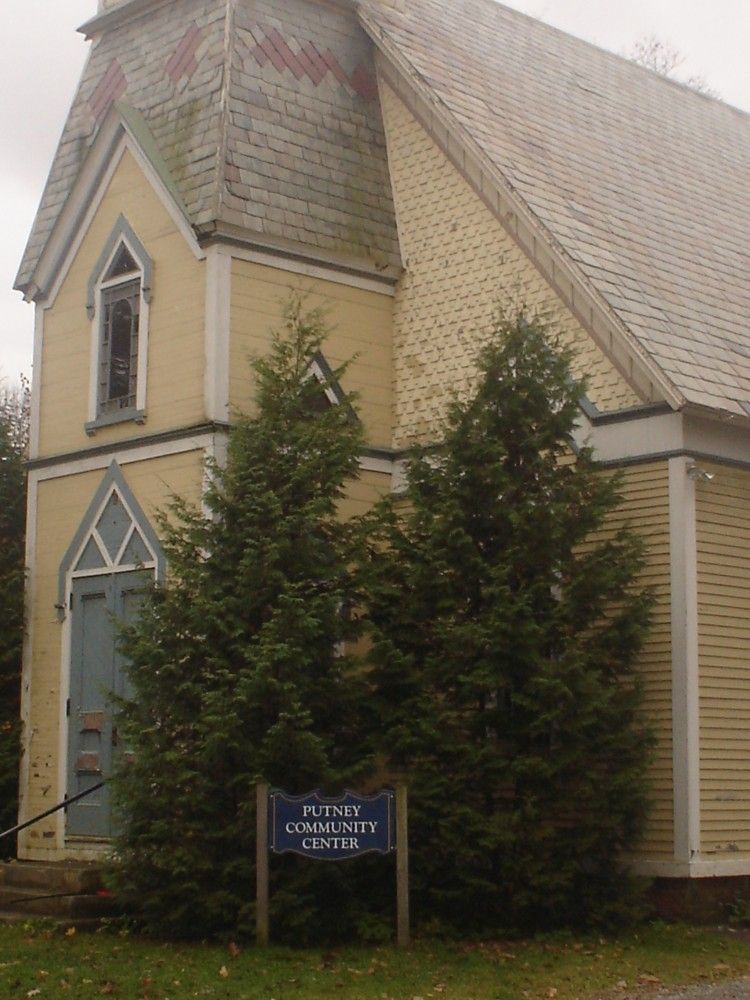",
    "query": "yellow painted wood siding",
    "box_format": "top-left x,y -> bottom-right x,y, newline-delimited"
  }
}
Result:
607,462 -> 674,859
697,463 -> 750,856
39,150 -> 206,458
230,261 -> 393,449
379,83 -> 642,449
19,451 -> 204,859
338,468 -> 392,521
